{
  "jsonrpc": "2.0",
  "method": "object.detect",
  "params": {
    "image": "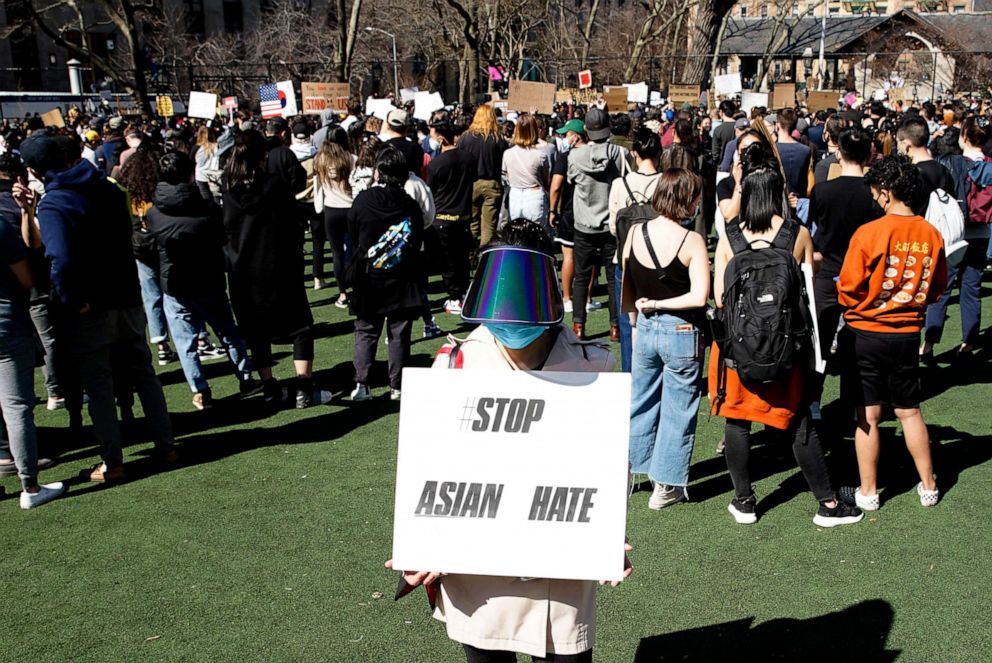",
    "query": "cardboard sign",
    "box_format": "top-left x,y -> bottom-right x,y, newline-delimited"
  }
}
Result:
507,80 -> 556,114
41,108 -> 65,128
301,82 -> 349,114
772,84 -> 796,110
413,91 -> 445,121
714,73 -> 743,95
603,86 -> 629,112
741,92 -> 769,112
187,91 -> 218,119
807,90 -> 838,112
155,96 -> 174,117
391,368 -> 631,581
668,84 -> 699,105
222,96 -> 238,110
578,70 -> 593,89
